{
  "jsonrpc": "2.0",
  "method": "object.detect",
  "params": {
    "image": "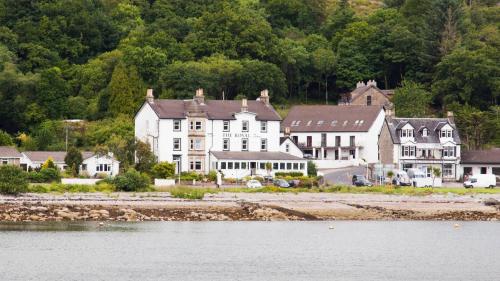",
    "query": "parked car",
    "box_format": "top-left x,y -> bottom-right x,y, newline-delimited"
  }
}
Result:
288,179 -> 301,187
274,179 -> 290,188
352,175 -> 373,187
464,174 -> 496,188
246,180 -> 262,188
